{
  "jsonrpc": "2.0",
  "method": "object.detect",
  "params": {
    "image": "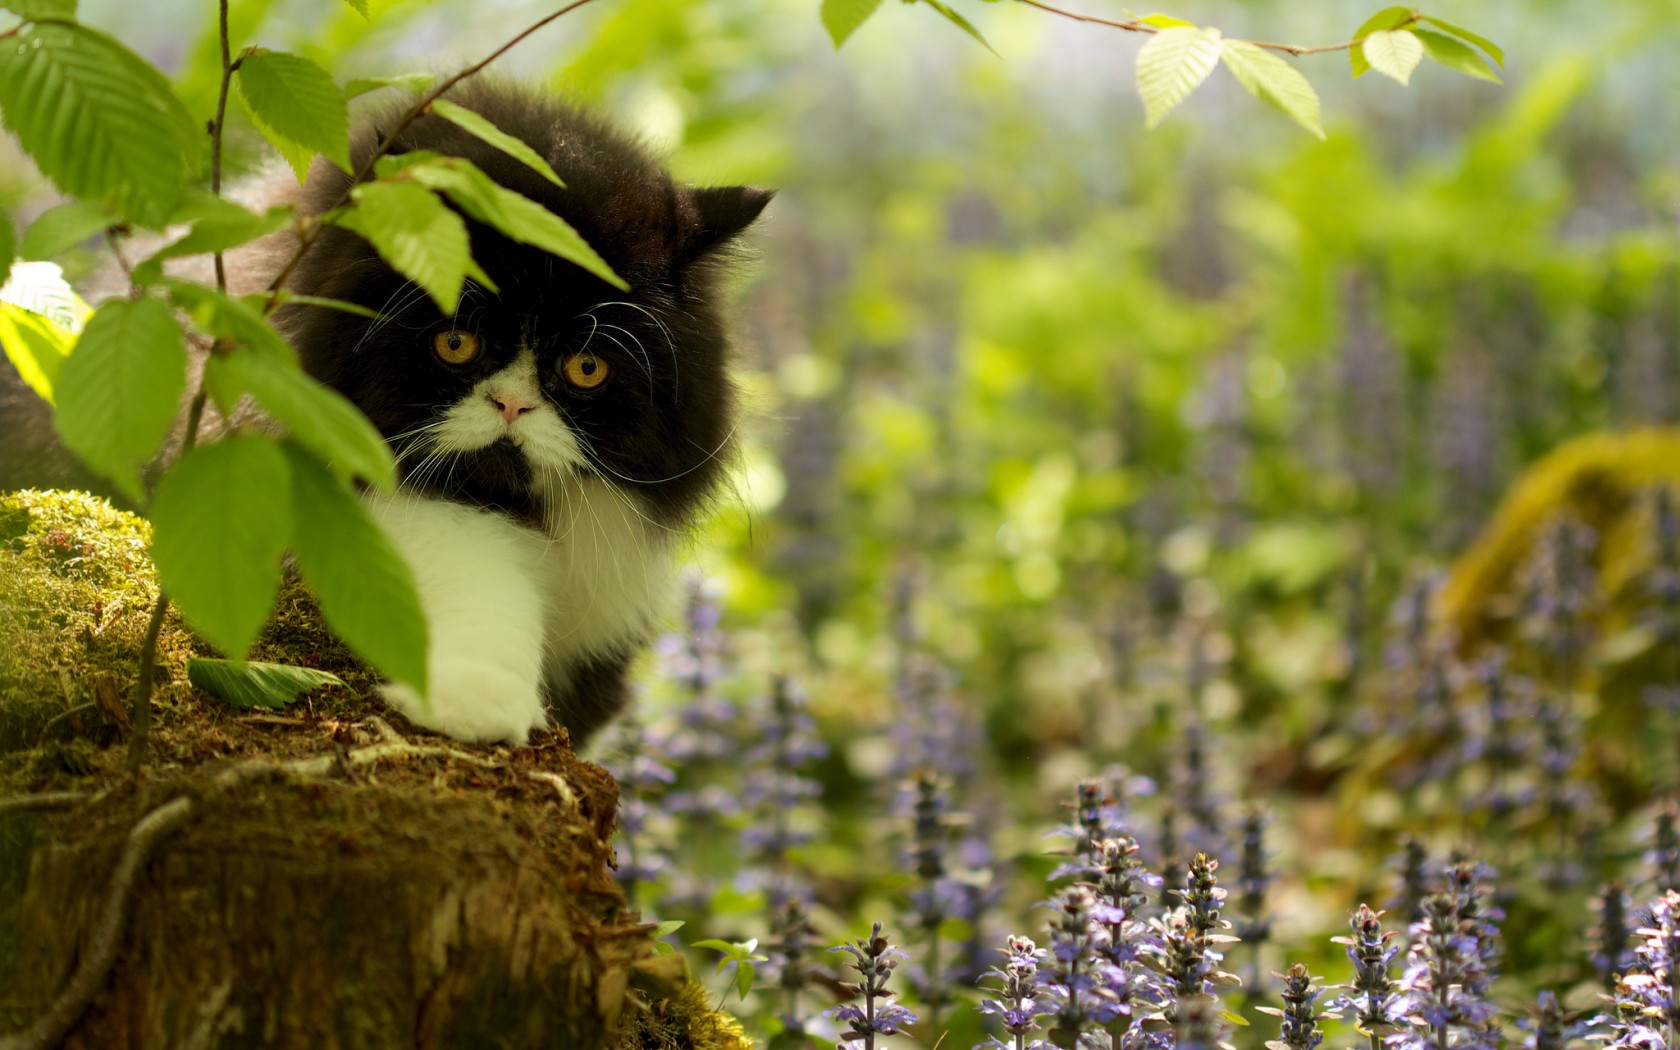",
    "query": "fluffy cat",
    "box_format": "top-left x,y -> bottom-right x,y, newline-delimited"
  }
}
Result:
273,81 -> 769,745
